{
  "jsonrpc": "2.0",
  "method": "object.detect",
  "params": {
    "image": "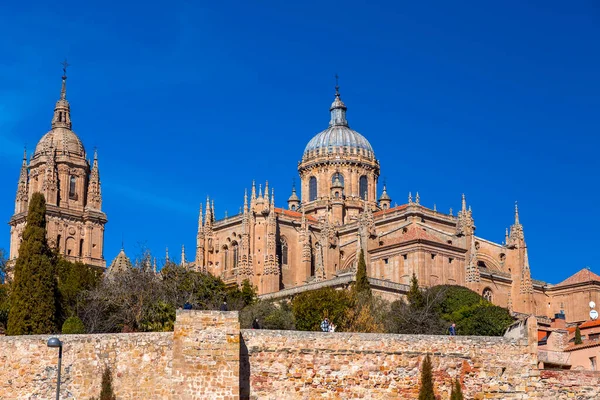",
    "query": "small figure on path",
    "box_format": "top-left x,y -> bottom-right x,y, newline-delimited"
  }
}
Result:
449,322 -> 457,336
328,323 -> 336,333
320,317 -> 330,332
252,318 -> 261,329
220,301 -> 228,311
